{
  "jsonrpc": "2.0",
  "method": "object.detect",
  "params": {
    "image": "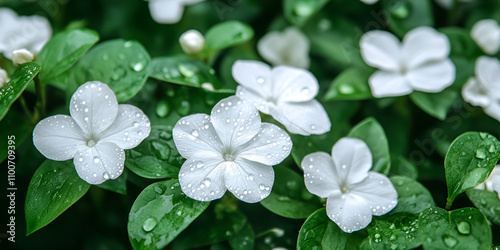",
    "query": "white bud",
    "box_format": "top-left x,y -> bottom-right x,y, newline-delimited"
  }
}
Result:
179,29 -> 205,55
471,19 -> 500,55
12,49 -> 35,66
0,68 -> 9,88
